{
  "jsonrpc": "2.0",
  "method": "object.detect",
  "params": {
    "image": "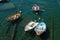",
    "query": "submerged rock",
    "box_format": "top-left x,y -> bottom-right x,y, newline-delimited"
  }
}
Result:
0,2 -> 15,10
